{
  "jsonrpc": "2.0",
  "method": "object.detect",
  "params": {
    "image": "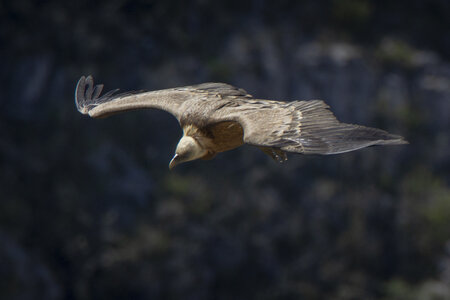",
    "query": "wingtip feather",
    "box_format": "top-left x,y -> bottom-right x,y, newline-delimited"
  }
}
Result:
378,134 -> 409,145
75,75 -> 89,114
84,75 -> 95,101
75,75 -> 144,117
75,75 -> 108,115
